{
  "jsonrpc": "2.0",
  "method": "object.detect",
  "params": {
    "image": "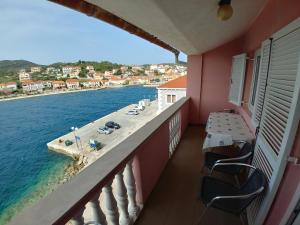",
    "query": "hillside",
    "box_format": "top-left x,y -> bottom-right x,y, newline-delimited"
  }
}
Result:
0,60 -> 42,72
